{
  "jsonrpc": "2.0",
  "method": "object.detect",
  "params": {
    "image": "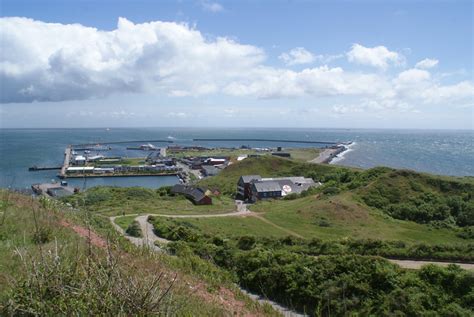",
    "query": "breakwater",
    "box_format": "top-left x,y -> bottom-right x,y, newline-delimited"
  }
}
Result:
72,139 -> 174,147
193,138 -> 339,145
